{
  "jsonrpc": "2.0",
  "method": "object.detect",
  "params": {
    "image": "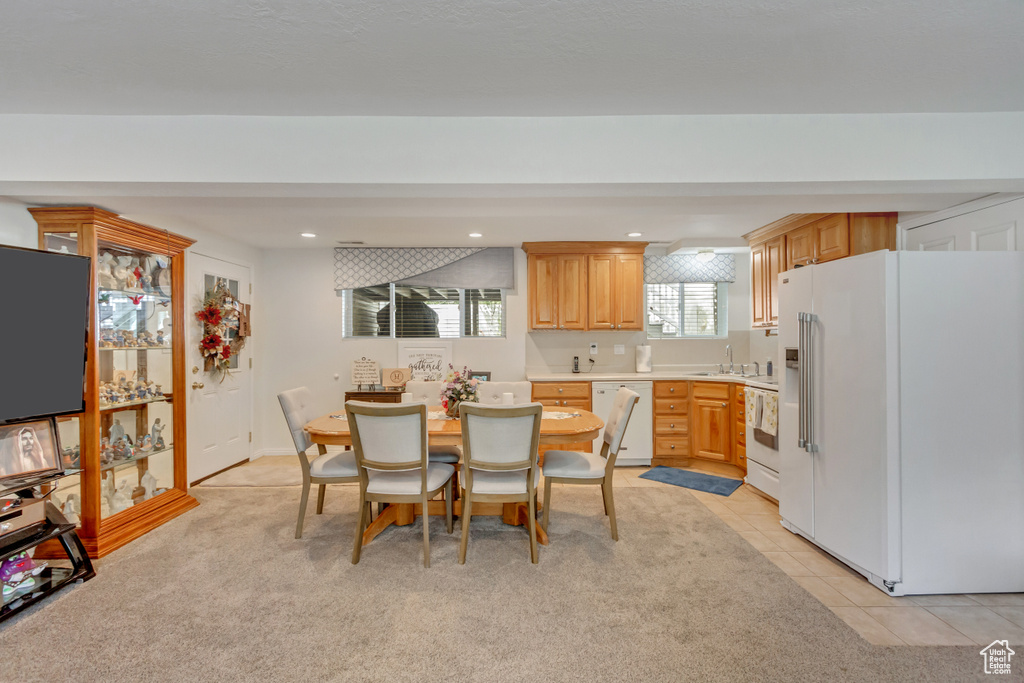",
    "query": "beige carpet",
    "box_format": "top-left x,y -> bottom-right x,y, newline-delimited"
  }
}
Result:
0,486 -> 986,682
199,464 -> 304,487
